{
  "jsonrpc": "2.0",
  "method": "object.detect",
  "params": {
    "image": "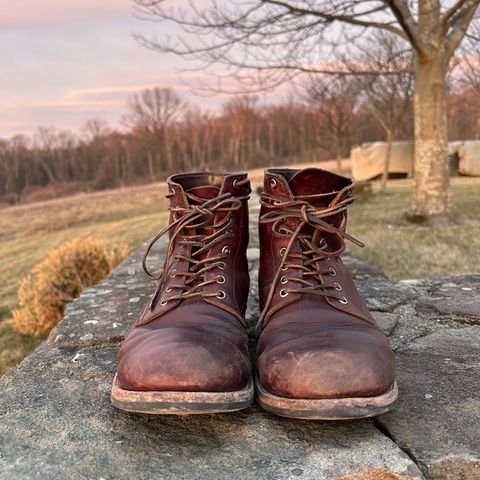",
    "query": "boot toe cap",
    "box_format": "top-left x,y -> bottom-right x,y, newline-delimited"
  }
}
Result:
117,327 -> 250,392
258,332 -> 395,399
